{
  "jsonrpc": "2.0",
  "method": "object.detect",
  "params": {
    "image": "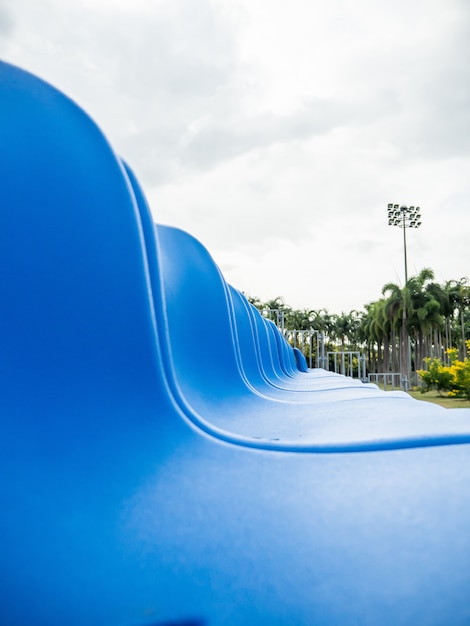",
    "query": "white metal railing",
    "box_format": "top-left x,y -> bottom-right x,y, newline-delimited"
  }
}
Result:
368,372 -> 407,391
327,351 -> 367,381
284,329 -> 325,369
